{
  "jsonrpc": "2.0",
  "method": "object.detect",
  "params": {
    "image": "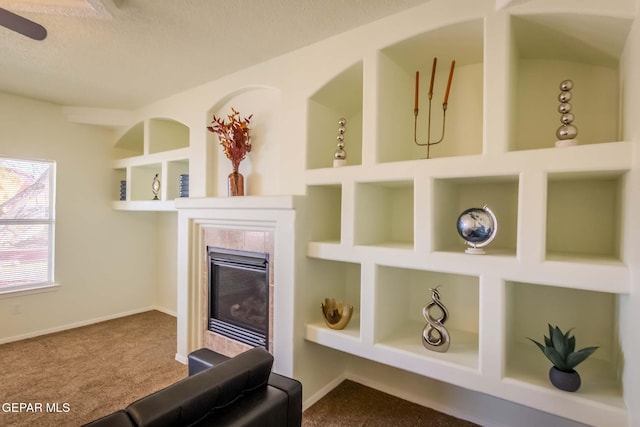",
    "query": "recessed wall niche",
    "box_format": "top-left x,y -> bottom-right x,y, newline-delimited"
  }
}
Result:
432,175 -> 519,255
113,121 -> 144,158
377,19 -> 484,163
207,86 -> 282,197
509,14 -> 632,151
306,61 -> 363,170
504,281 -> 622,400
354,180 -> 414,248
375,265 -> 479,369
306,258 -> 362,337
545,171 -> 625,262
307,184 -> 342,243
